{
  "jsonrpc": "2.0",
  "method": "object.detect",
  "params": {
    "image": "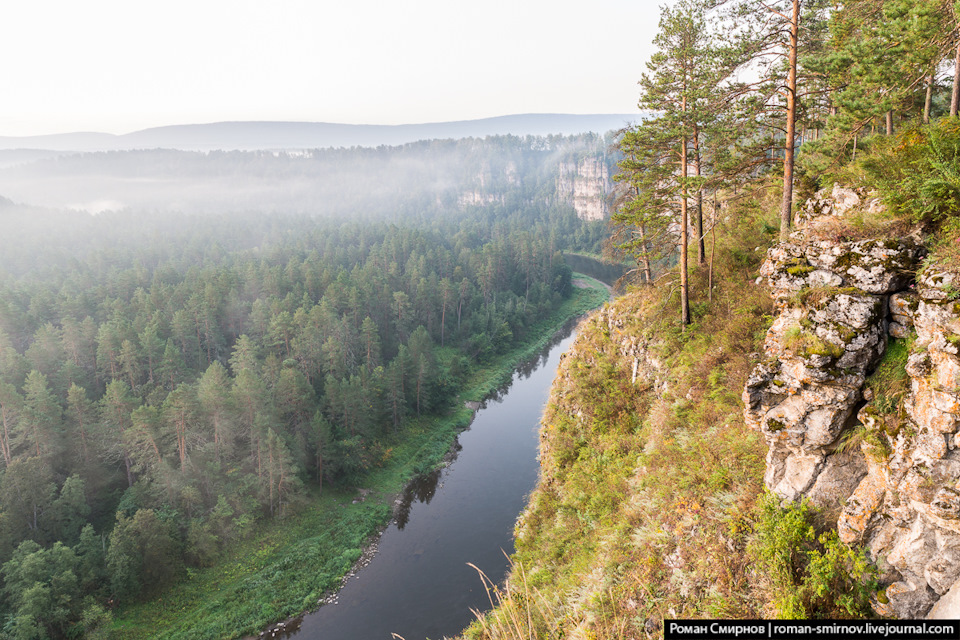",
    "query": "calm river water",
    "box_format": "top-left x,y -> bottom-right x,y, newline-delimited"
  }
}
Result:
277,320 -> 580,640
563,253 -> 629,292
